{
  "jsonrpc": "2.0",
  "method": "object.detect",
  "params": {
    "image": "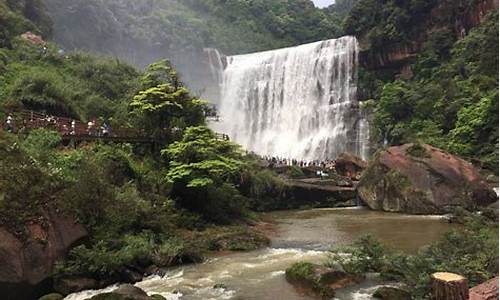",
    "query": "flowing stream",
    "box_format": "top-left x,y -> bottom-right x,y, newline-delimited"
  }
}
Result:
66,208 -> 455,300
